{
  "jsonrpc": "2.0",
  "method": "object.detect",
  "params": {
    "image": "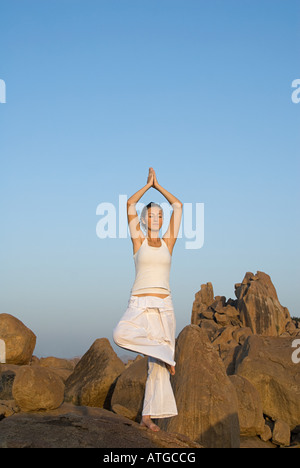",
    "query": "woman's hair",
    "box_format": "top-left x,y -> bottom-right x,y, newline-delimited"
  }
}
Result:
140,202 -> 163,233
